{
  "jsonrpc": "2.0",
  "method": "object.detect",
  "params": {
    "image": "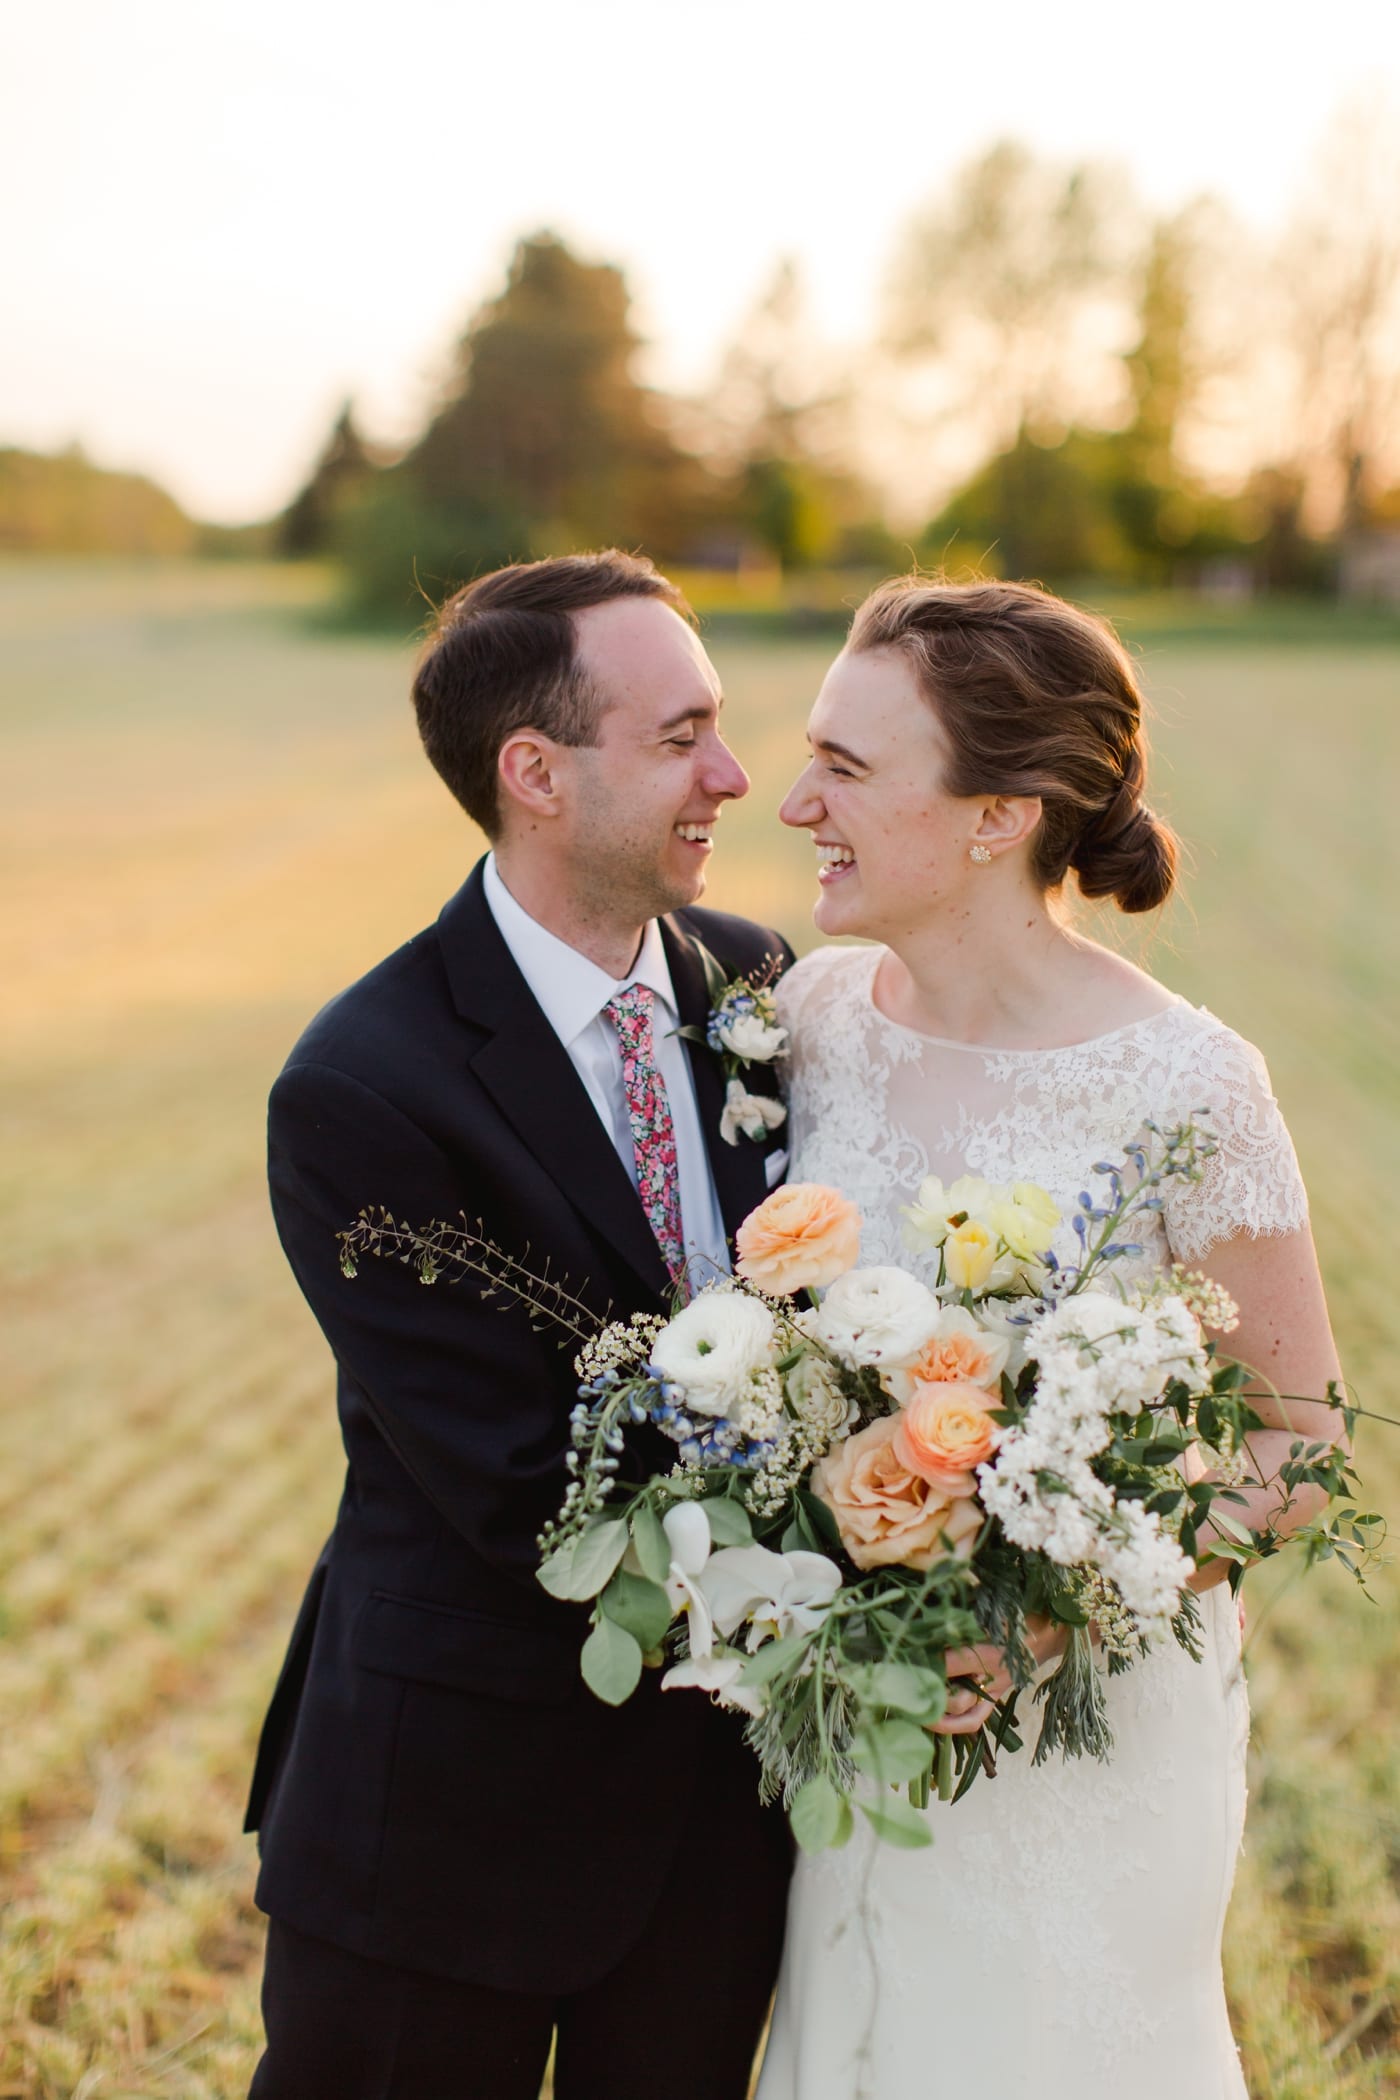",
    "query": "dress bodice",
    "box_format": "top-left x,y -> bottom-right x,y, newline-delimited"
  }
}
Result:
778,943 -> 1308,1282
